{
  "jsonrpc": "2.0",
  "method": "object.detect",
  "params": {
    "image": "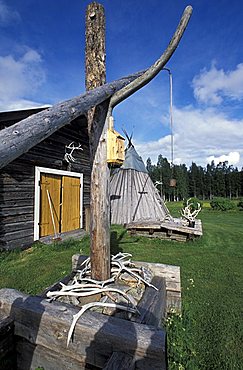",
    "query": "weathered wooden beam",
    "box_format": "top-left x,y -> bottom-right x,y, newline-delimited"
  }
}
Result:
135,261 -> 181,314
0,315 -> 15,370
103,352 -> 135,370
0,288 -> 166,369
16,339 -> 87,370
0,72 -> 142,170
104,276 -> 167,369
133,276 -> 166,327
